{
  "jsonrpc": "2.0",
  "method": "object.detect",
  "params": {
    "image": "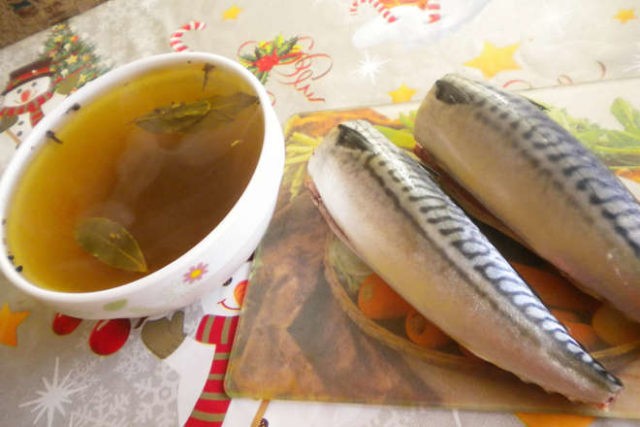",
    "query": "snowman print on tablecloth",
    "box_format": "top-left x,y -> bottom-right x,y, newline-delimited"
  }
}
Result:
141,260 -> 250,427
0,58 -> 66,167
